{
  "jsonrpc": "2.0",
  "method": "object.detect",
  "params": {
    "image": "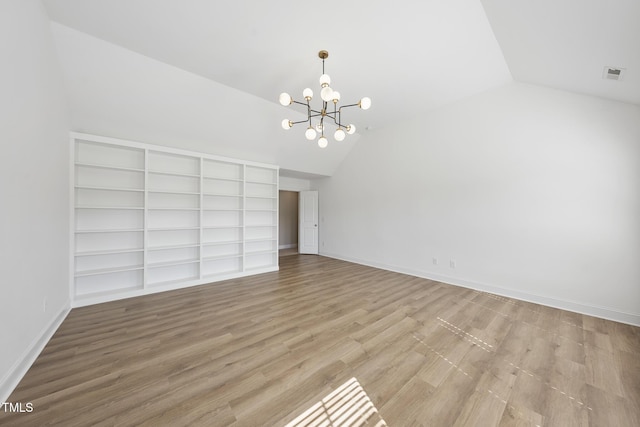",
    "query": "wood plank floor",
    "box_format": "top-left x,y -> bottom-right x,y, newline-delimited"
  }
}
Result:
2,255 -> 639,426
